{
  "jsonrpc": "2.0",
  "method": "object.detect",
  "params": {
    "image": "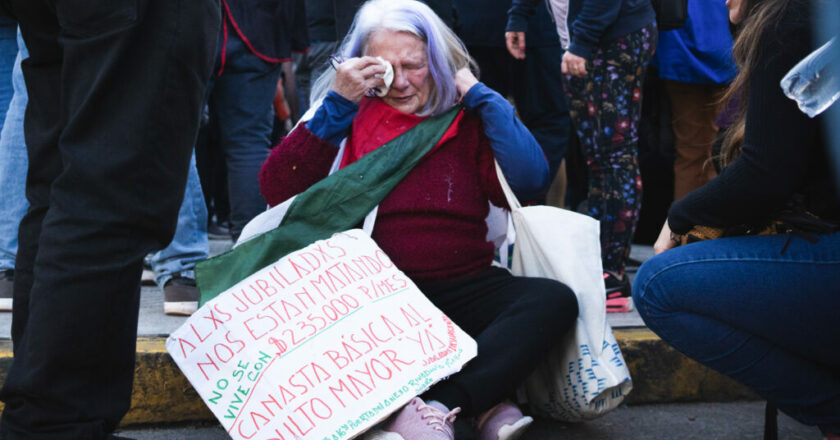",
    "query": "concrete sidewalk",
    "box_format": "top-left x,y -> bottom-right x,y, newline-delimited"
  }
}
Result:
117,402 -> 823,439
0,241 -> 652,339
0,242 -> 761,429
